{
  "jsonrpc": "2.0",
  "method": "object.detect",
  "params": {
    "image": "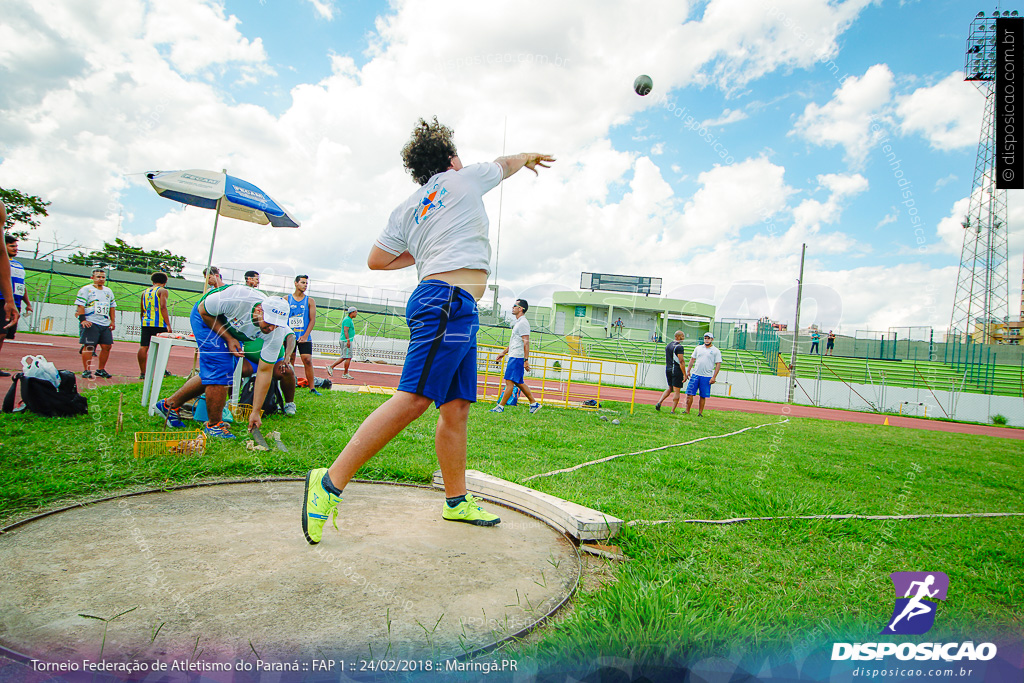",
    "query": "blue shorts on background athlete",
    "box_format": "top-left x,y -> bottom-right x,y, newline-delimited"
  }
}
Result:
687,374 -> 712,398
504,357 -> 525,384
397,280 -> 479,407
